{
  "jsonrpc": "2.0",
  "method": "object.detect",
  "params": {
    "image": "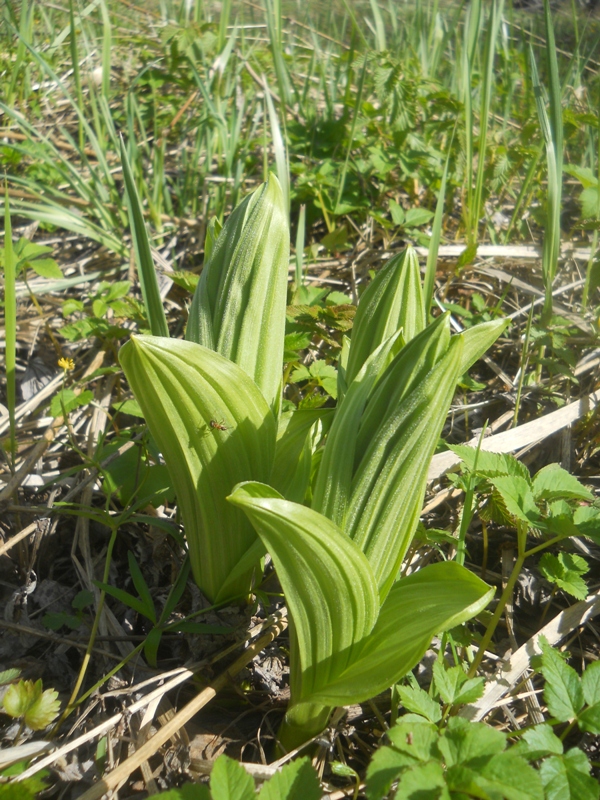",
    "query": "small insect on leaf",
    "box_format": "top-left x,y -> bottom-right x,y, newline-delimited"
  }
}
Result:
209,419 -> 229,431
